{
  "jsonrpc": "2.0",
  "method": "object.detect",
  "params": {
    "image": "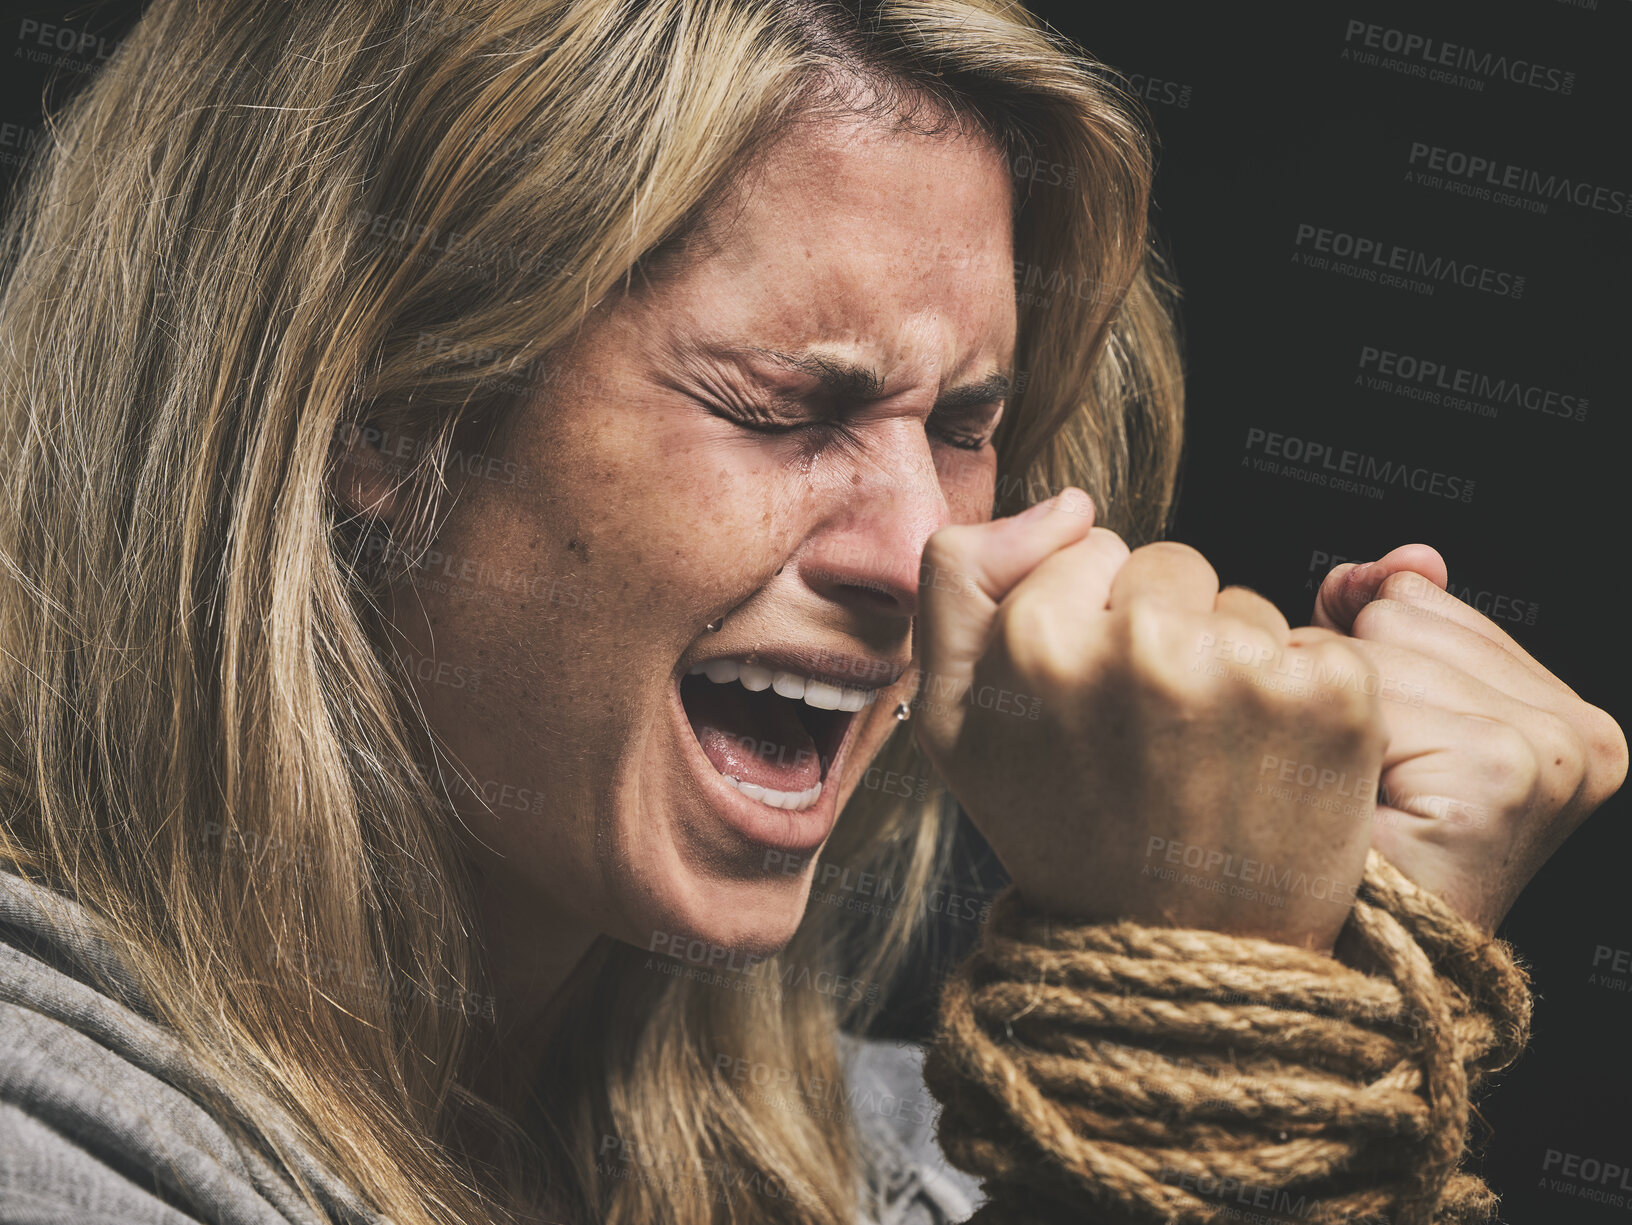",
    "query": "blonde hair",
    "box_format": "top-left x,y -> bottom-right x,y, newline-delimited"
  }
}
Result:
0,2 -> 1182,1223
